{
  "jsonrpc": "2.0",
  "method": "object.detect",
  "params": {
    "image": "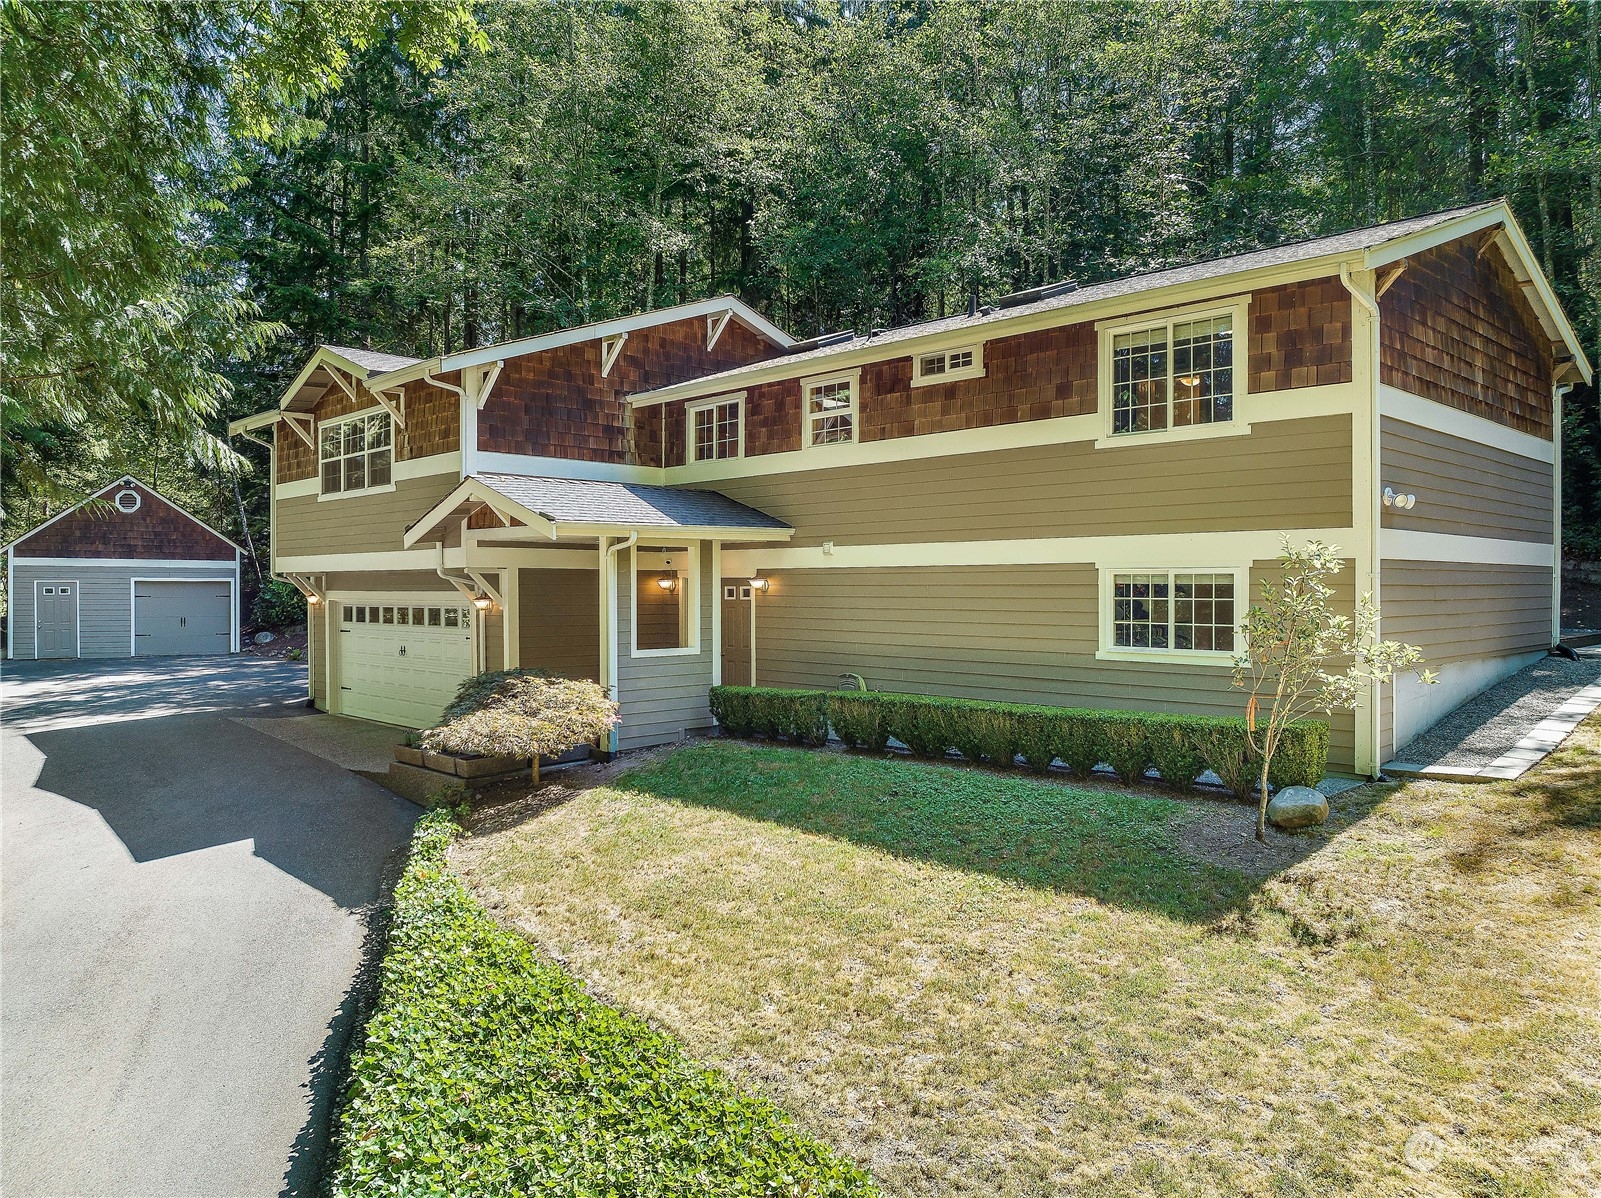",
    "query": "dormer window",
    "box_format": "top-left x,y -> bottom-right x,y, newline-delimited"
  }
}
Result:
320,409 -> 392,495
911,343 -> 984,387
